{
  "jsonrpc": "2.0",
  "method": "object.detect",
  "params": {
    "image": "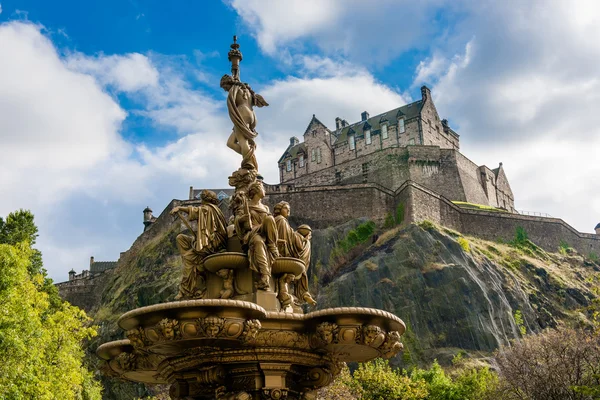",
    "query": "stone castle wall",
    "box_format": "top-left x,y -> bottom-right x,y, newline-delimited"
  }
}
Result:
266,181 -> 600,256
272,146 -> 513,213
